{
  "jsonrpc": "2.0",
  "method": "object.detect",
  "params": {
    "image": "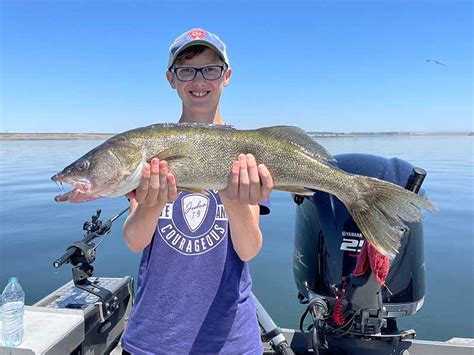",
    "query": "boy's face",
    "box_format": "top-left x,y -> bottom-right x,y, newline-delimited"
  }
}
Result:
166,48 -> 231,116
